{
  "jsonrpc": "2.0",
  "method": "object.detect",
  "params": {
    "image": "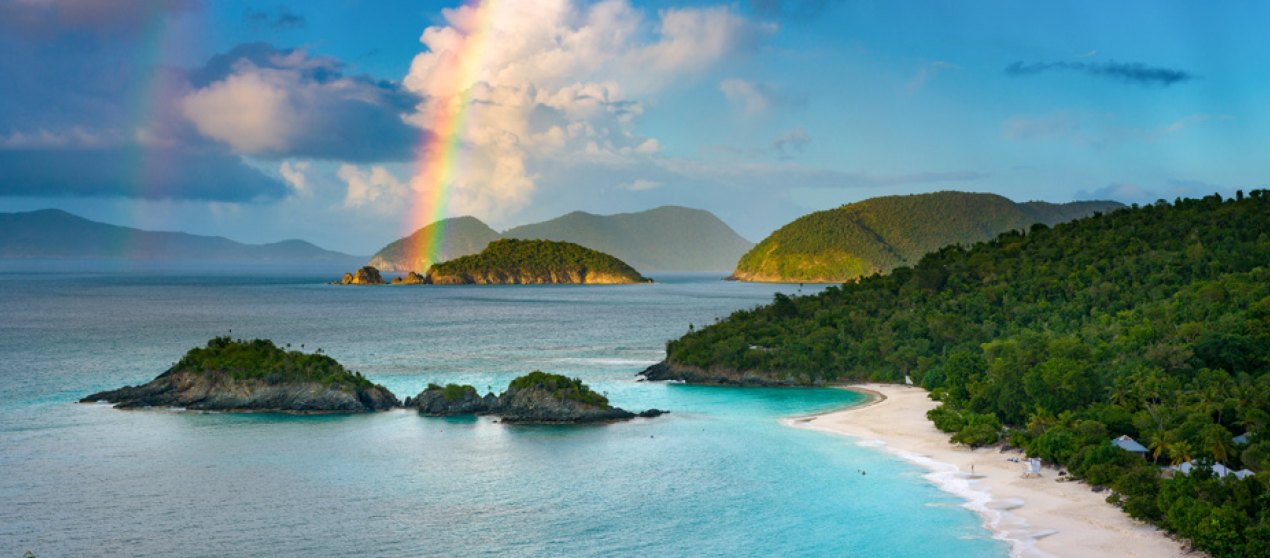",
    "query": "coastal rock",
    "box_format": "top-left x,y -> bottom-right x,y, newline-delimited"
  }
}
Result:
406,372 -> 664,424
342,266 -> 386,285
639,361 -> 826,387
495,382 -> 636,424
80,337 -> 399,413
406,384 -> 492,415
81,369 -> 399,412
390,271 -> 429,285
